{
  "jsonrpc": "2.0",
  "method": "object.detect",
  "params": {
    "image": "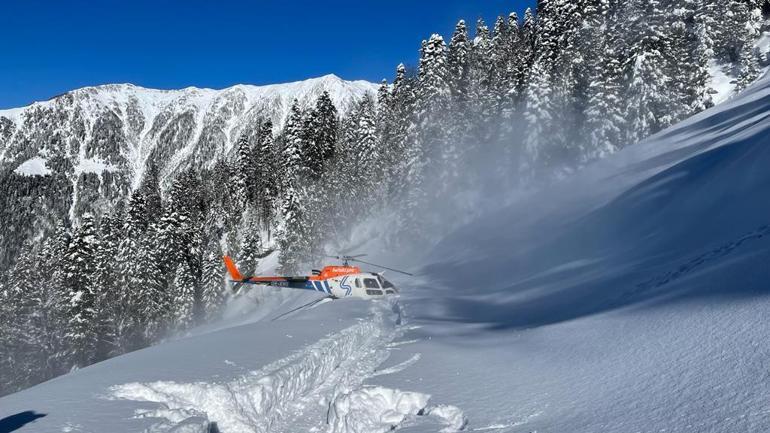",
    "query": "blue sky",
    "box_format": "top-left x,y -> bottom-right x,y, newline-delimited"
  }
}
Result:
0,0 -> 536,109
